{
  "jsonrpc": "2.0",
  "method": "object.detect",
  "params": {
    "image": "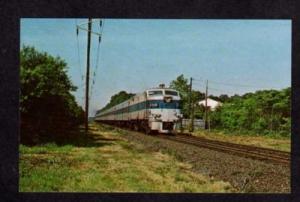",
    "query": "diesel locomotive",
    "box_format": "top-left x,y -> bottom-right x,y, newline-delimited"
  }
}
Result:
94,84 -> 182,134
